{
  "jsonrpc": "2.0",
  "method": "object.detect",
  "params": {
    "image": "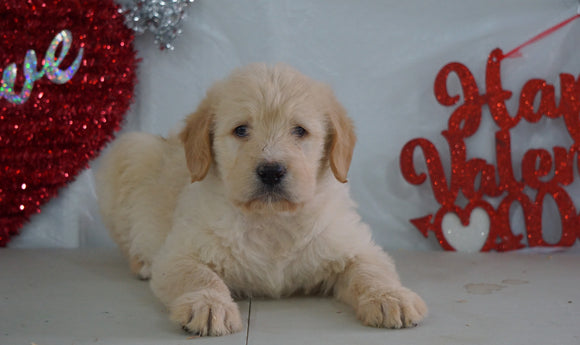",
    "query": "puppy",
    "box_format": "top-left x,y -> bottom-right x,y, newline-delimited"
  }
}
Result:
96,63 -> 427,336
